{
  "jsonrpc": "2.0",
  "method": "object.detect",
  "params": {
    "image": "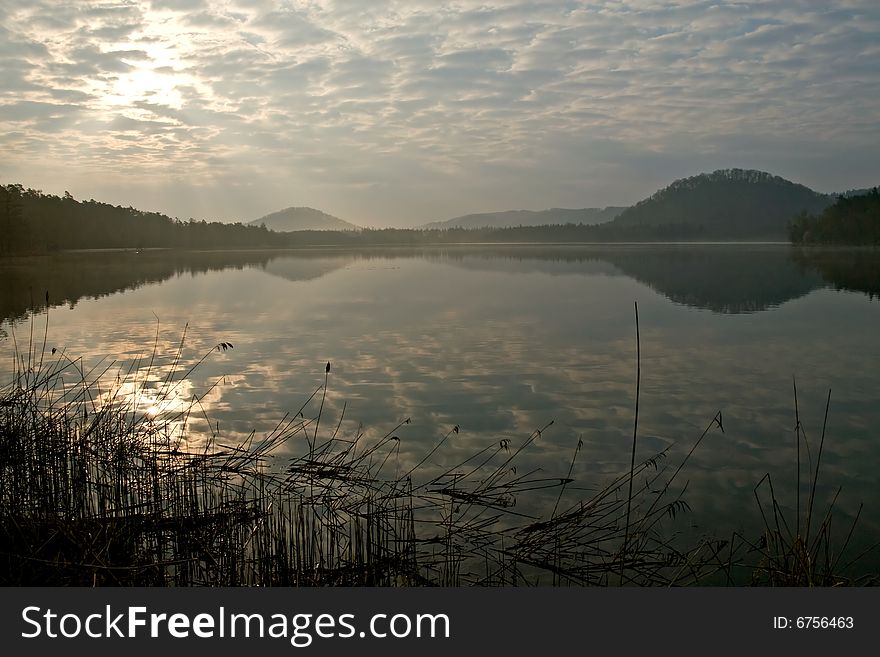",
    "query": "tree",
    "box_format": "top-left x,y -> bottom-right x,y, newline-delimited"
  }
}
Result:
0,184 -> 28,254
